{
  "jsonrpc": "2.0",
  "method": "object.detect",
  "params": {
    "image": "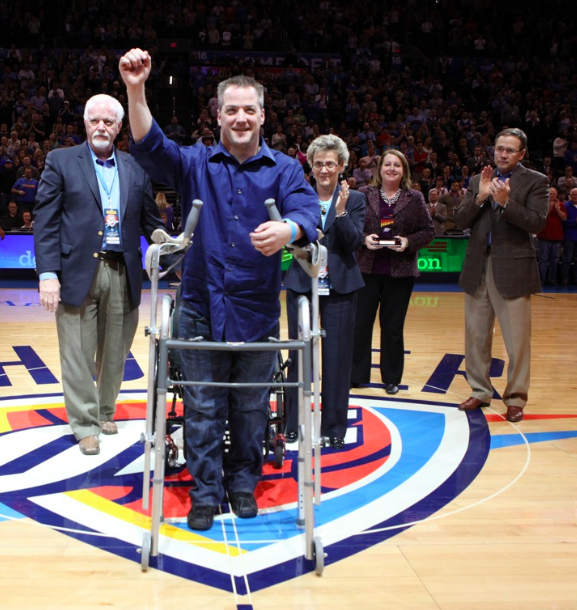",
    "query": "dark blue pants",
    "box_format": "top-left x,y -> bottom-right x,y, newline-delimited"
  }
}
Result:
179,301 -> 277,507
285,289 -> 357,439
